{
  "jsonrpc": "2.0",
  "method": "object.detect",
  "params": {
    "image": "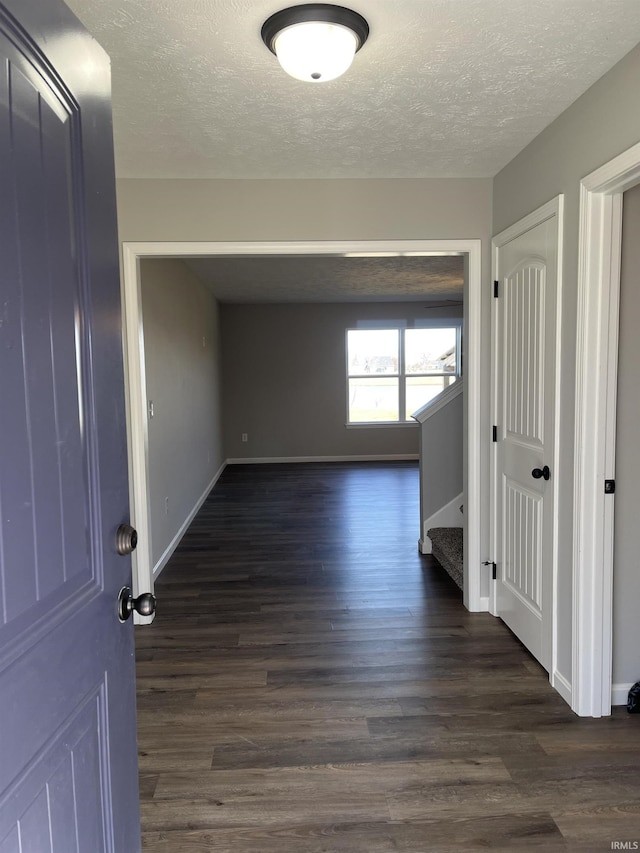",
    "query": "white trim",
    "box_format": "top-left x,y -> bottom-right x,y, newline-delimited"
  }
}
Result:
492,197 -> 563,246
573,140 -> 640,717
552,670 -> 573,707
153,463 -> 226,579
611,682 -> 634,707
355,317 -> 464,330
411,378 -> 463,423
345,422 -> 417,429
121,239 -> 483,614
552,198 -> 566,700
132,463 -> 226,625
420,492 -> 464,553
124,239 -> 481,258
463,242 -> 483,613
490,196 -> 564,694
121,246 -> 151,602
226,454 -> 419,465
